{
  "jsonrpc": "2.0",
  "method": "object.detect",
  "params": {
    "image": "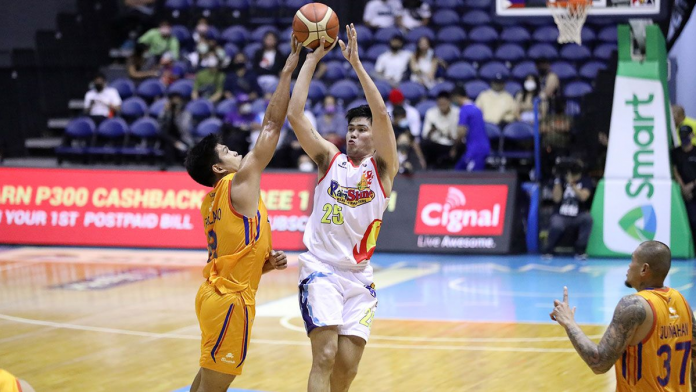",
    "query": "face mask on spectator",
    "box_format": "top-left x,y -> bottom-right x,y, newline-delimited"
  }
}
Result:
239,103 -> 252,114
325,105 -> 337,115
160,26 -> 171,37
299,161 -> 314,172
524,80 -> 537,91
197,43 -> 209,54
203,56 -> 219,68
398,119 -> 409,128
94,82 -> 105,91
